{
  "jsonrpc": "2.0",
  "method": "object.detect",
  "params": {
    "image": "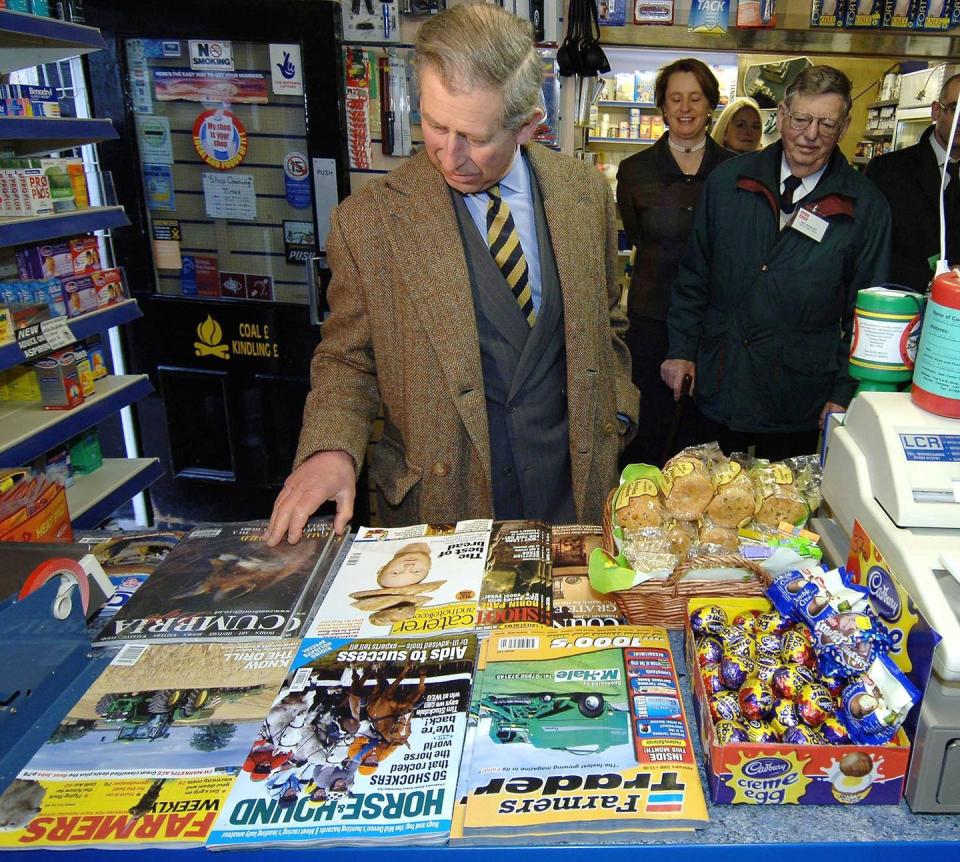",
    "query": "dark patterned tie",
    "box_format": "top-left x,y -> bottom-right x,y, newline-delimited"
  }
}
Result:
486,184 -> 535,327
780,174 -> 803,214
